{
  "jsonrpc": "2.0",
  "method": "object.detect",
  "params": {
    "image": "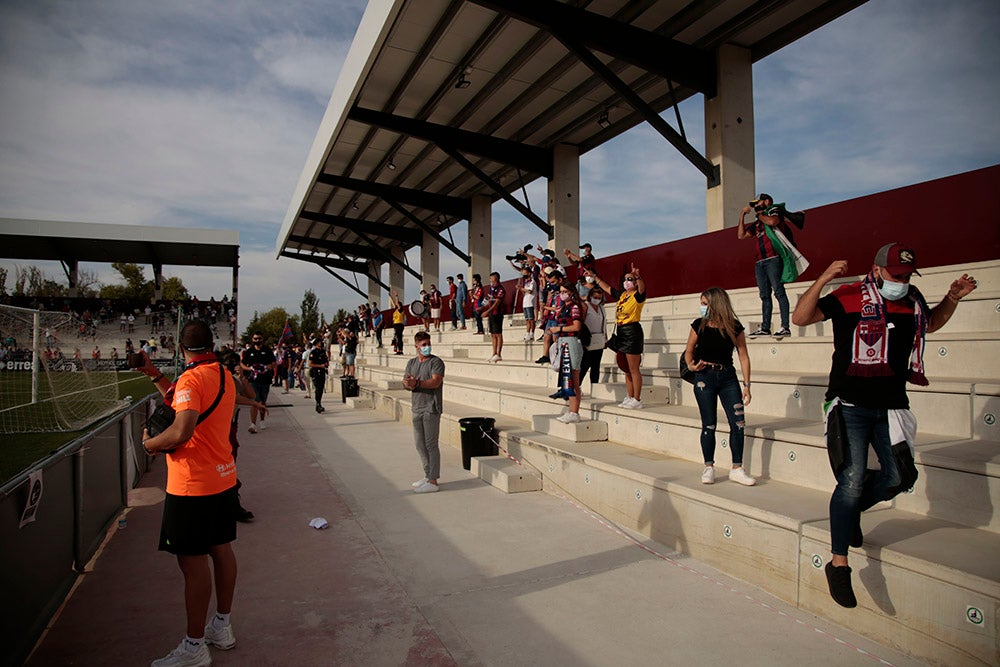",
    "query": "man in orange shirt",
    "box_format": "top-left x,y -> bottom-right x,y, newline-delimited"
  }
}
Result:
140,319 -> 238,667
